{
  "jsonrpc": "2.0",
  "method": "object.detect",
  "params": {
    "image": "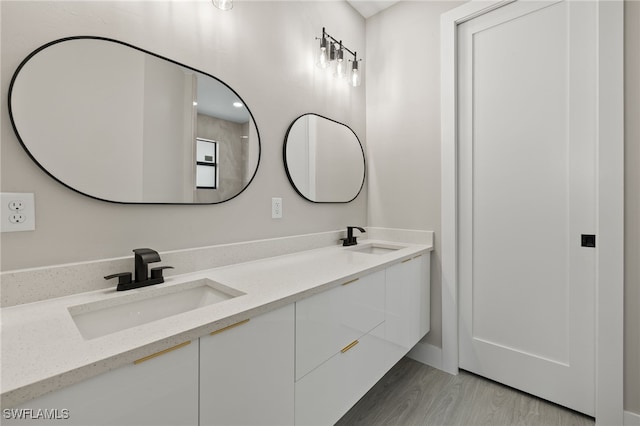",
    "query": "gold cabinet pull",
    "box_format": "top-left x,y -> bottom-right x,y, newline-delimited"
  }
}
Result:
341,278 -> 359,286
341,340 -> 359,353
210,319 -> 250,336
402,258 -> 412,263
413,254 -> 423,259
134,341 -> 190,365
